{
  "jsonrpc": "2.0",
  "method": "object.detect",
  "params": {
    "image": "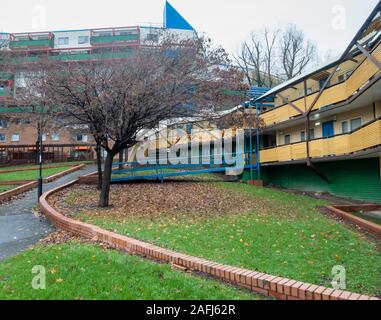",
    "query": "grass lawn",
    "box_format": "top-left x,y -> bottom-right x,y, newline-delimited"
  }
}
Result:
0,167 -> 77,182
53,177 -> 381,296
0,185 -> 17,193
0,161 -> 92,172
0,243 -> 261,300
